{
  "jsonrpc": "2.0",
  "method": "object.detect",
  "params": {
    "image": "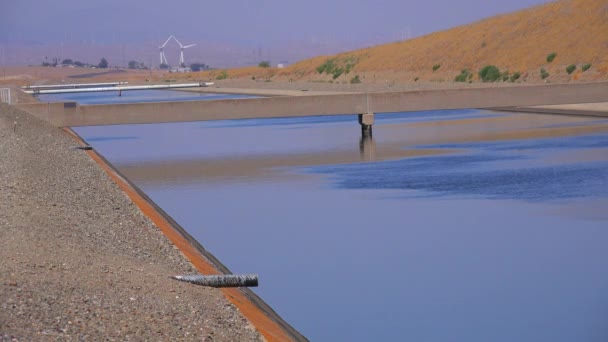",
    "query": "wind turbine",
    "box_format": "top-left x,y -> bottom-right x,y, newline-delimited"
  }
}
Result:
173,36 -> 196,67
159,35 -> 174,66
